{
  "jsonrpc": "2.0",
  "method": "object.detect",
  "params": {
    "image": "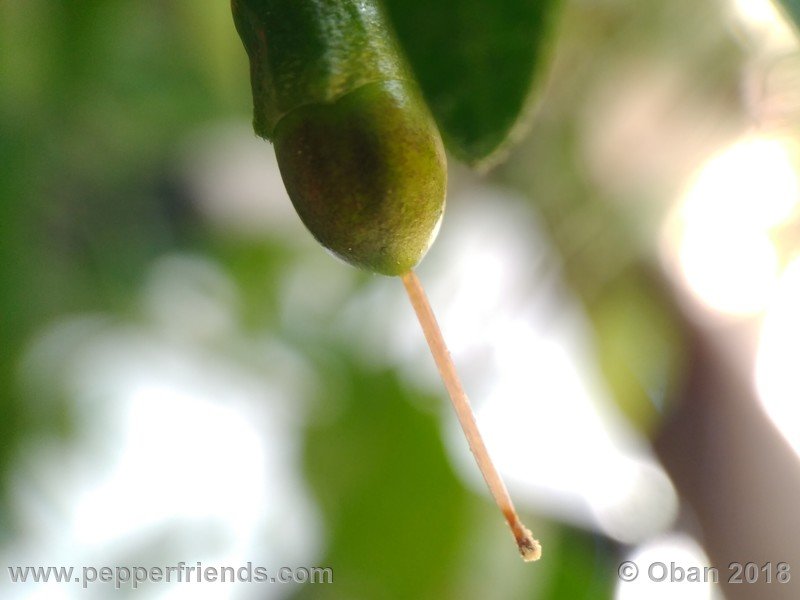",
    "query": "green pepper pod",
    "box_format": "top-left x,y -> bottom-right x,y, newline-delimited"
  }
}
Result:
232,0 -> 446,275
